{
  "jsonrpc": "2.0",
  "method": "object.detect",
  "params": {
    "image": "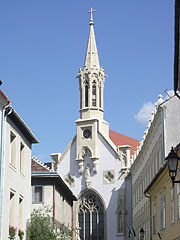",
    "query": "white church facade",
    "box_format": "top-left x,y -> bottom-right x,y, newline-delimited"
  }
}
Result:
54,9 -> 139,240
